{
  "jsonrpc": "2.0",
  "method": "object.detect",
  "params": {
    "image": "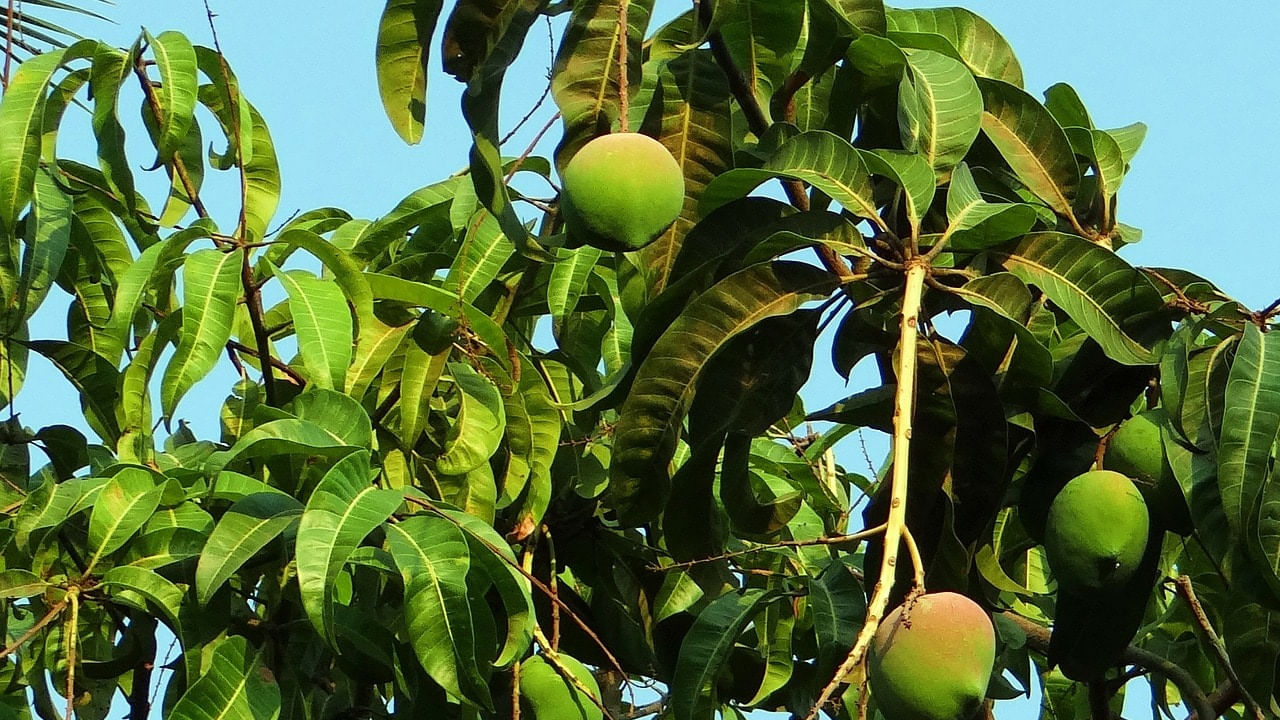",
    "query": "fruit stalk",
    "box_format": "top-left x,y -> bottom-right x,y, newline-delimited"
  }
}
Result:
806,260 -> 928,720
